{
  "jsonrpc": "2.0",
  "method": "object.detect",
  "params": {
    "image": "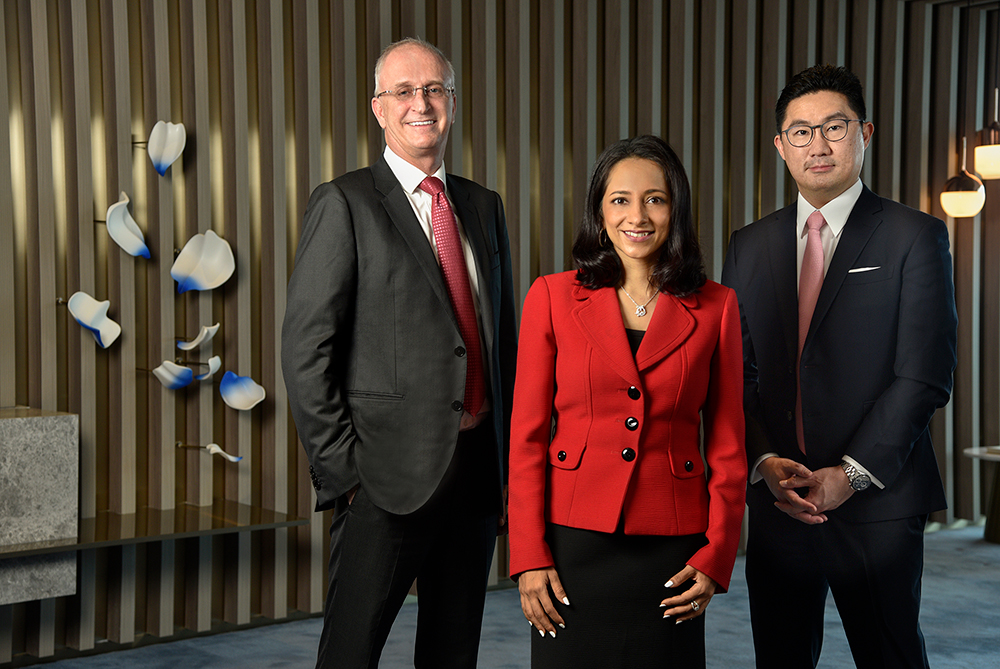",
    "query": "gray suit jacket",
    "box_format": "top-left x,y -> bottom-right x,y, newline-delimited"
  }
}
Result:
282,156 -> 517,515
